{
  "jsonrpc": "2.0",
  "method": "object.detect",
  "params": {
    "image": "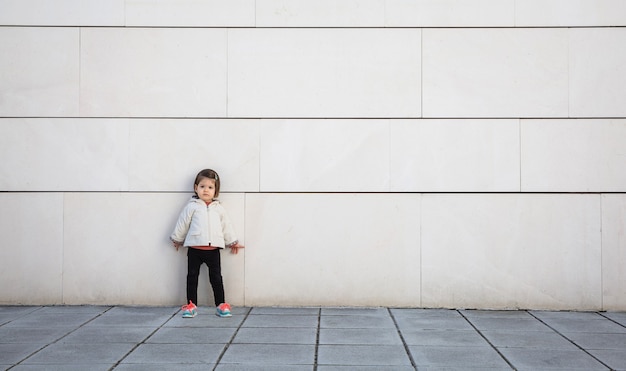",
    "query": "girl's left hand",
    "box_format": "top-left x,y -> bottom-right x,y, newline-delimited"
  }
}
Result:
230,243 -> 245,254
